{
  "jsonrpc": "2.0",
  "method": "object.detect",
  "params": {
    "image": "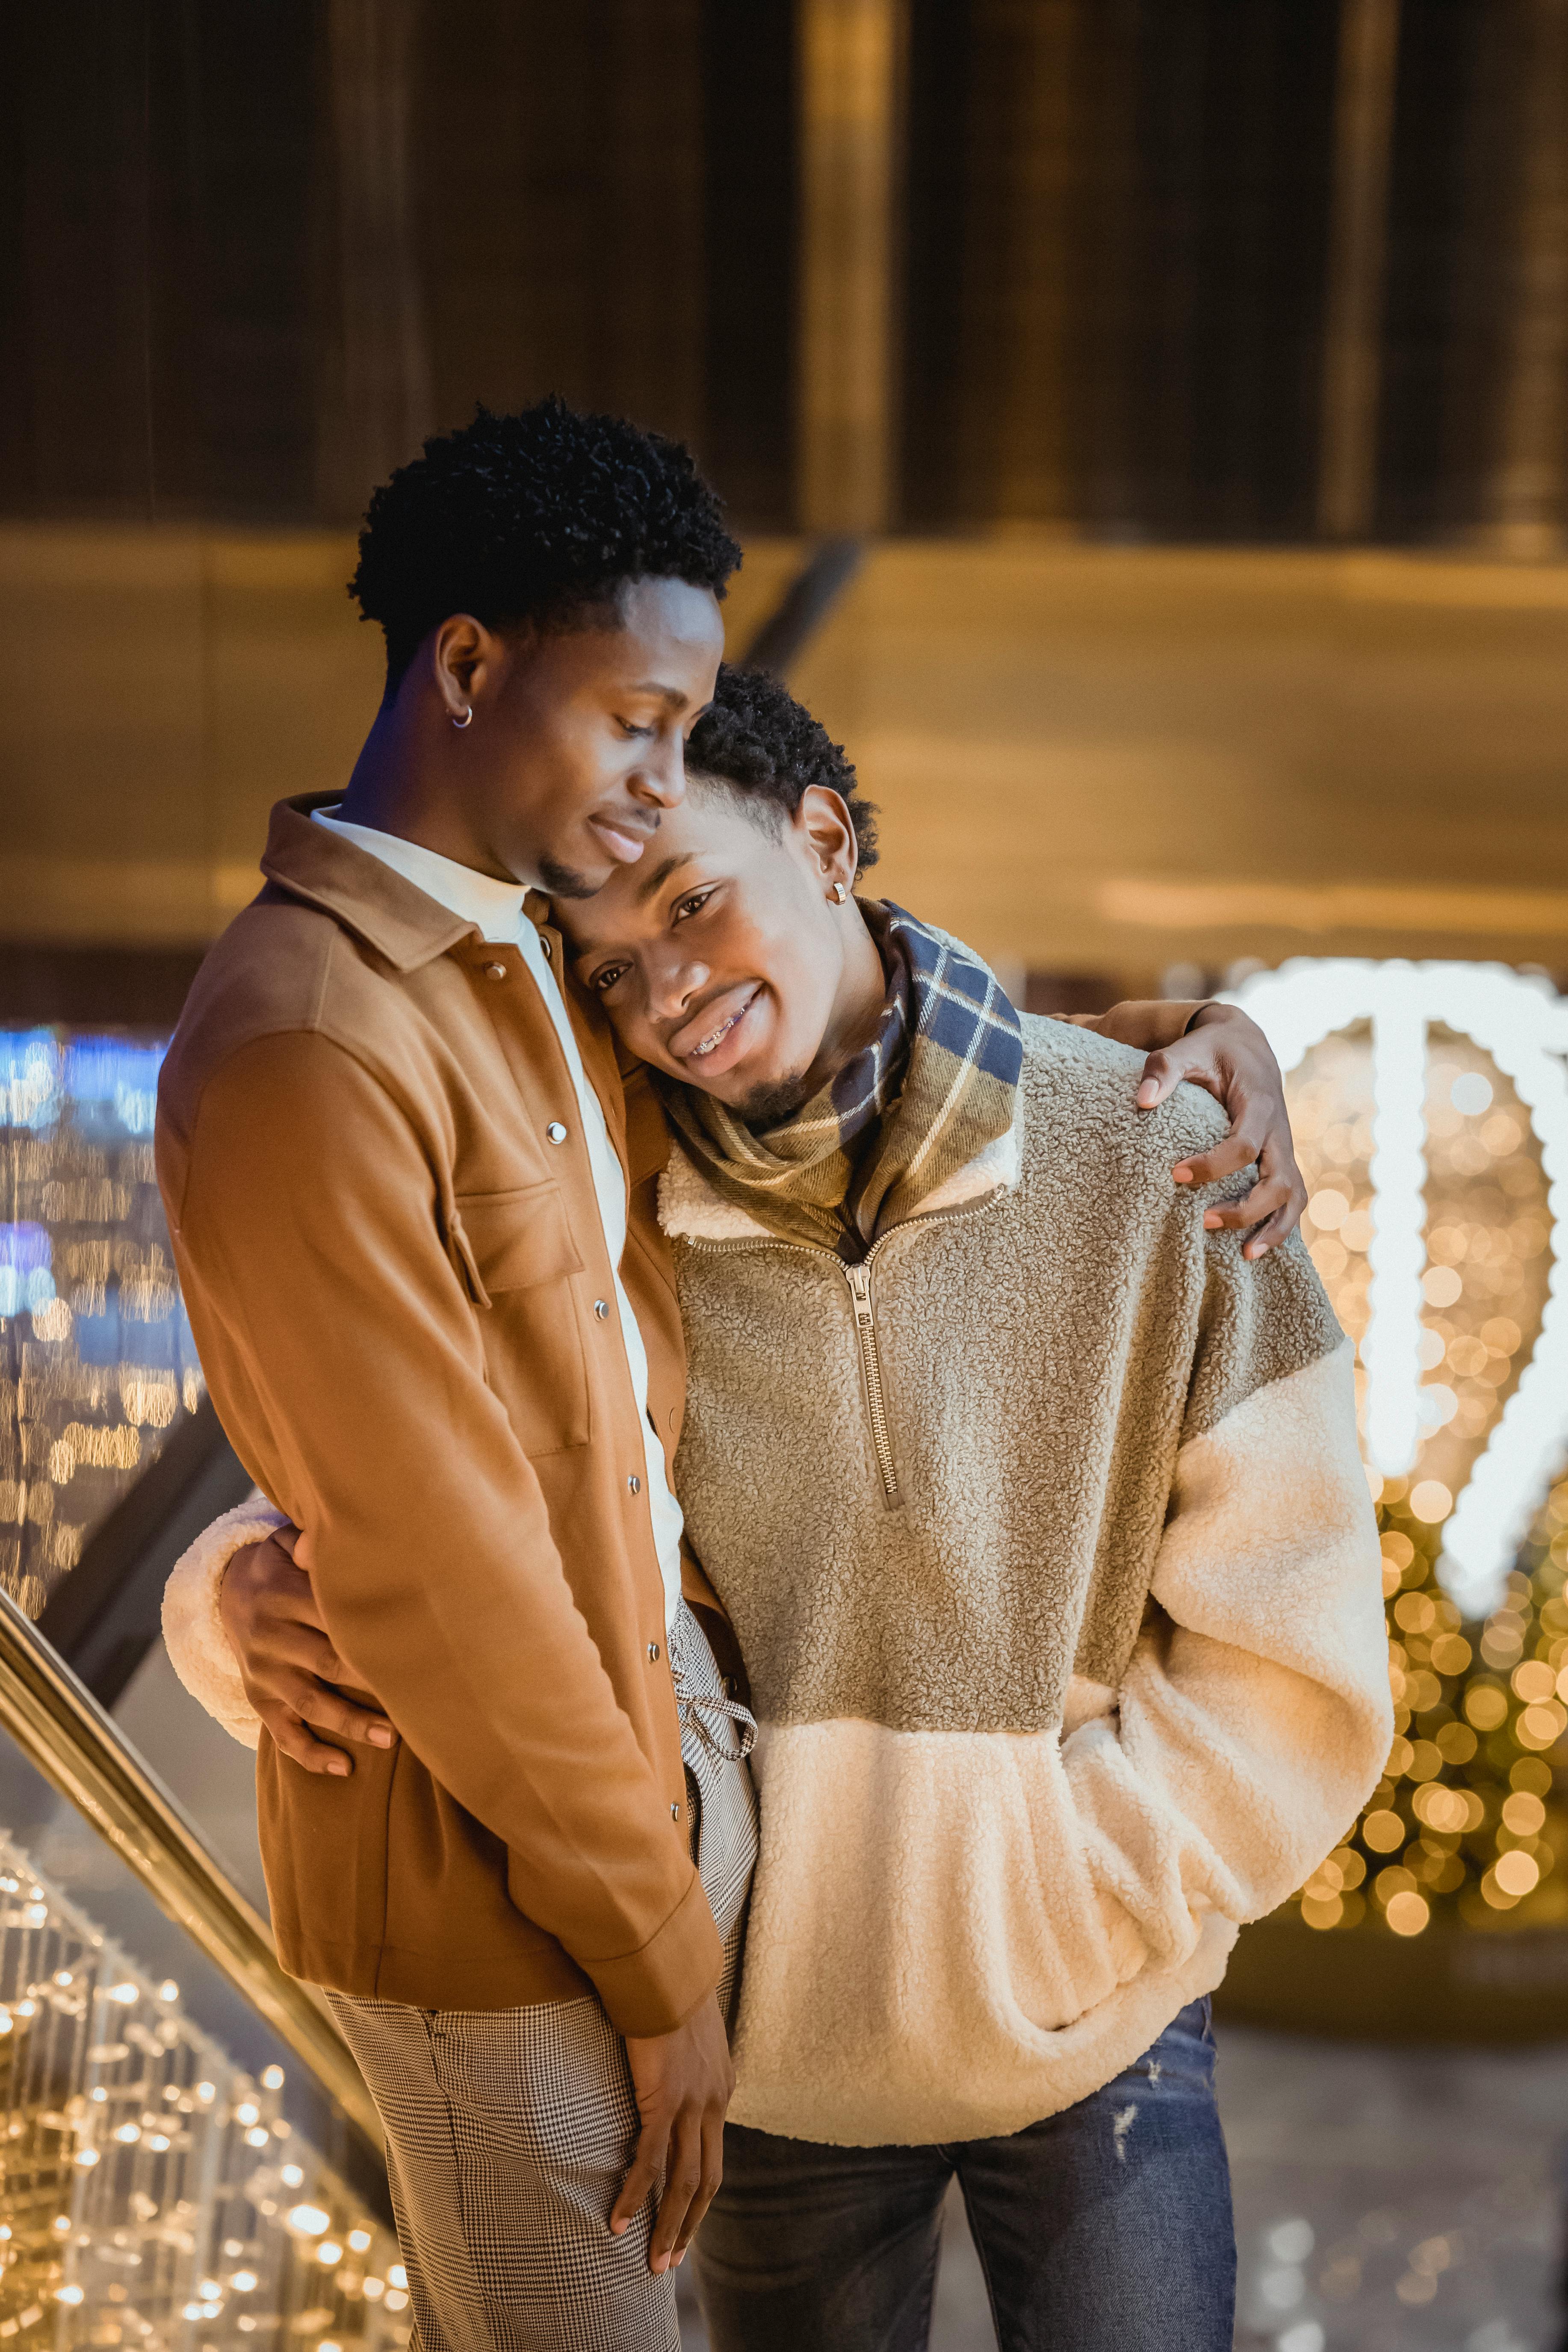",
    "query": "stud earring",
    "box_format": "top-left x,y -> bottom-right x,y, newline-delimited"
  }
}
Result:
452,705 -> 473,730
832,881 -> 849,904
